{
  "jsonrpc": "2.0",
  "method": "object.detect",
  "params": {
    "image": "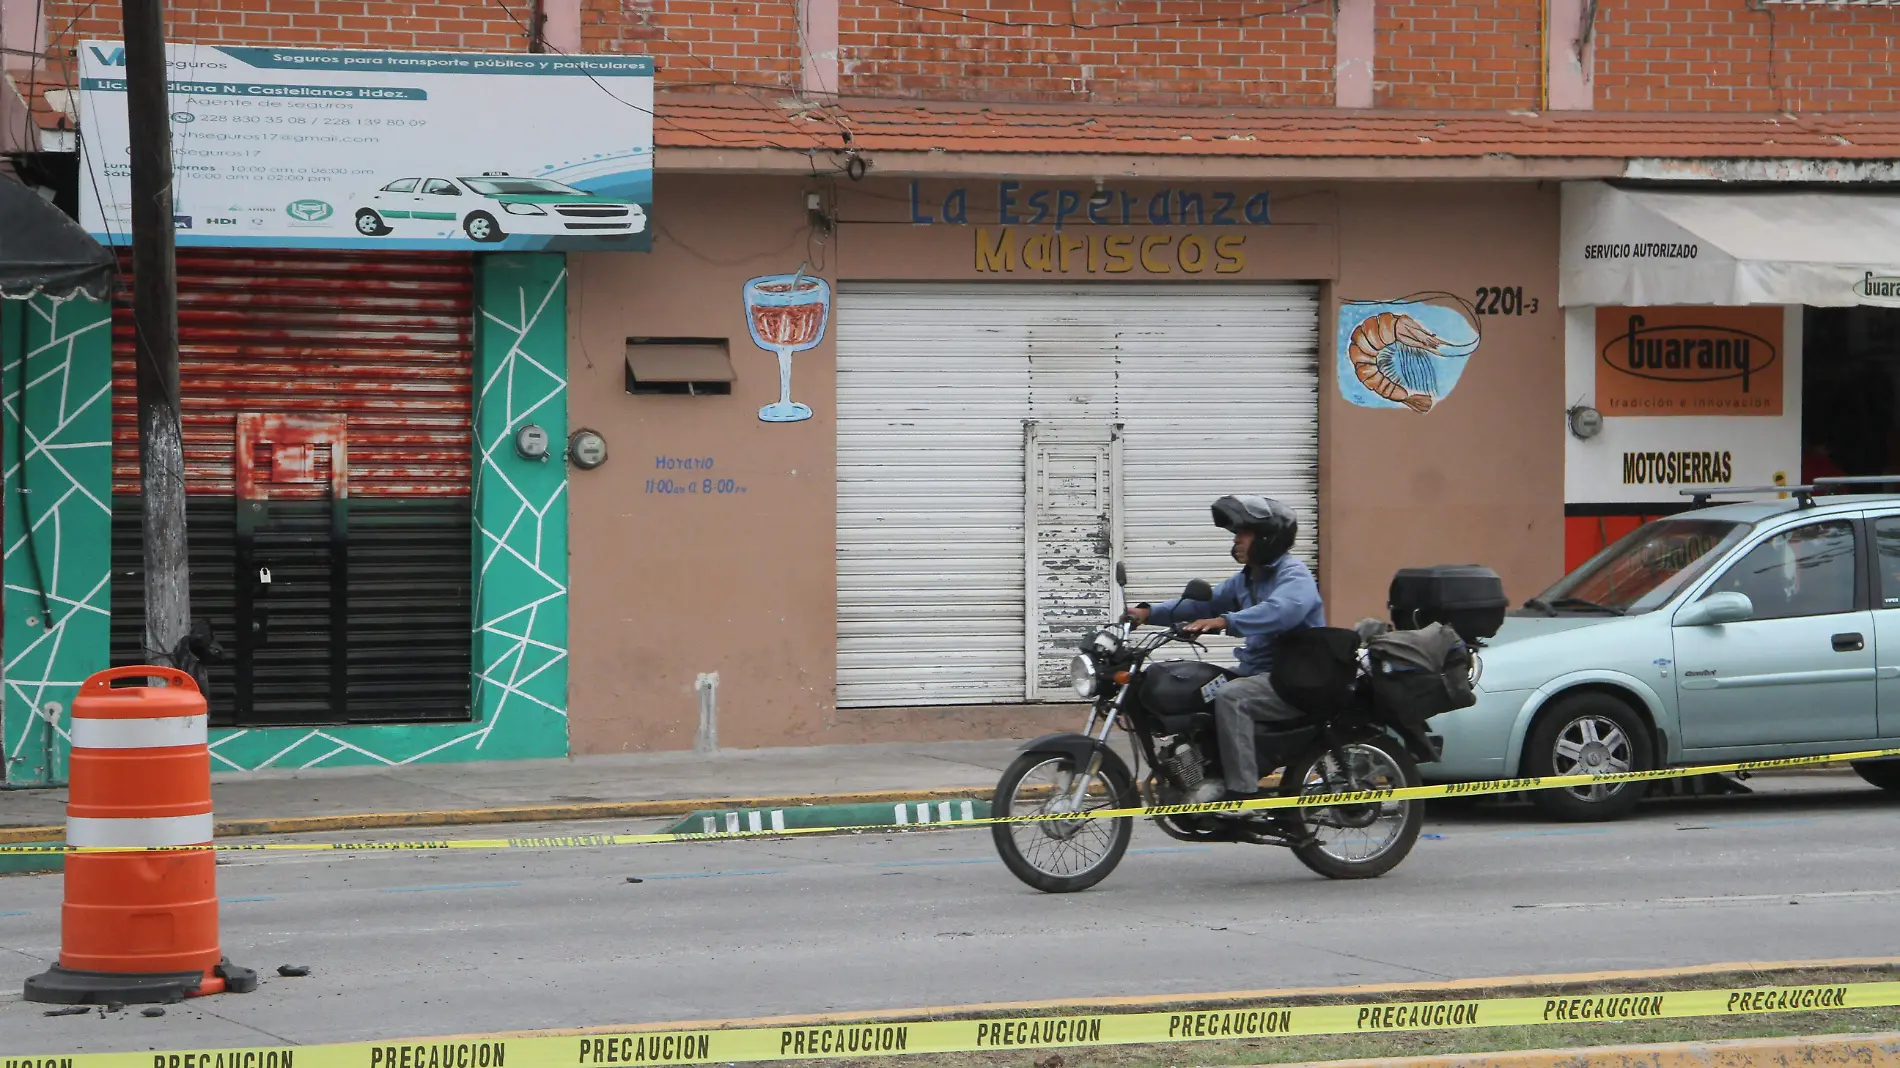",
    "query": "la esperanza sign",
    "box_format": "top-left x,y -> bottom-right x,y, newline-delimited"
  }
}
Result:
77,42 -> 653,251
